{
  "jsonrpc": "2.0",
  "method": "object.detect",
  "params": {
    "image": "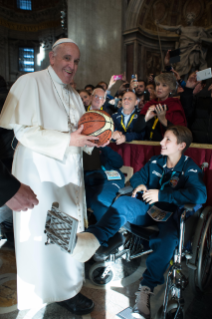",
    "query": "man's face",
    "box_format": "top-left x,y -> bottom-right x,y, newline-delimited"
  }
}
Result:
160,130 -> 185,157
91,88 -> 105,110
49,43 -> 80,84
80,91 -> 91,107
122,92 -> 137,113
135,81 -> 145,96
